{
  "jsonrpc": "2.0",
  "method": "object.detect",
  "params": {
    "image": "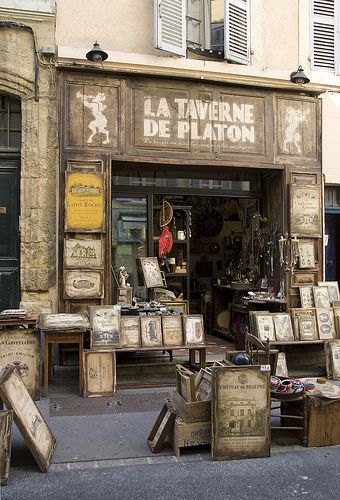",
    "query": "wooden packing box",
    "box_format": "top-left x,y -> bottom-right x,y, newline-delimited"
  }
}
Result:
172,390 -> 211,423
307,395 -> 340,447
171,416 -> 211,458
